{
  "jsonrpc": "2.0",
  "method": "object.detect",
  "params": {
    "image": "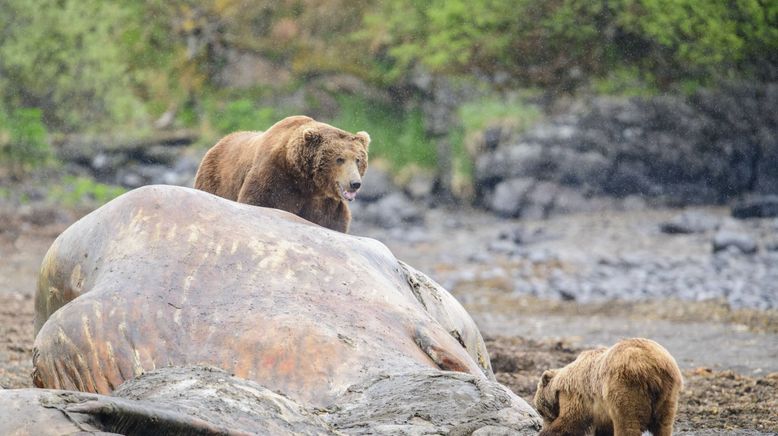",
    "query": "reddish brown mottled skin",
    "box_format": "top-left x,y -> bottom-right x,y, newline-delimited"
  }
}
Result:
534,338 -> 683,436
32,186 -> 494,408
194,115 -> 369,233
